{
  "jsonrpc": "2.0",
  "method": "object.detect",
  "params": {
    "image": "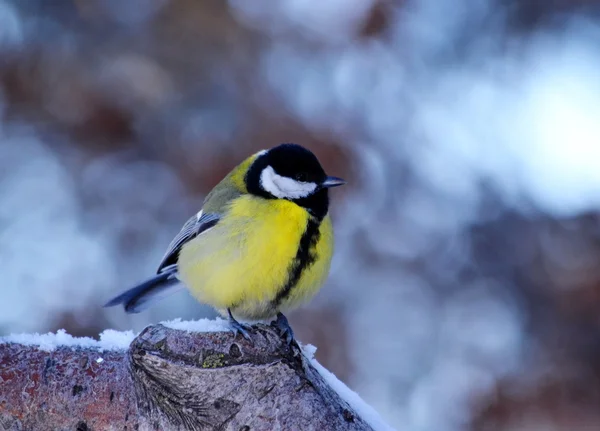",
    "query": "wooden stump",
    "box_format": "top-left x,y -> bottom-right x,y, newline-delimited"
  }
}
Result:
0,323 -> 374,431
